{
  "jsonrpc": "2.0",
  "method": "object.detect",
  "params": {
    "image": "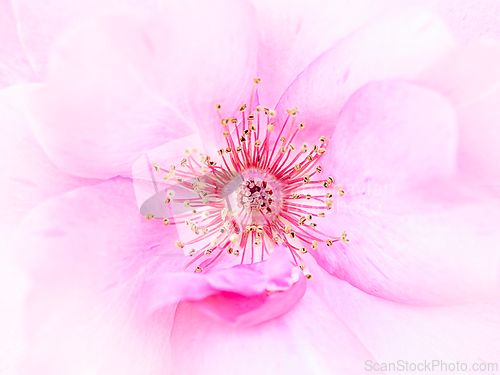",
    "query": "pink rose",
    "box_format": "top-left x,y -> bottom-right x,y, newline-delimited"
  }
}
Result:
1,0 -> 500,374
